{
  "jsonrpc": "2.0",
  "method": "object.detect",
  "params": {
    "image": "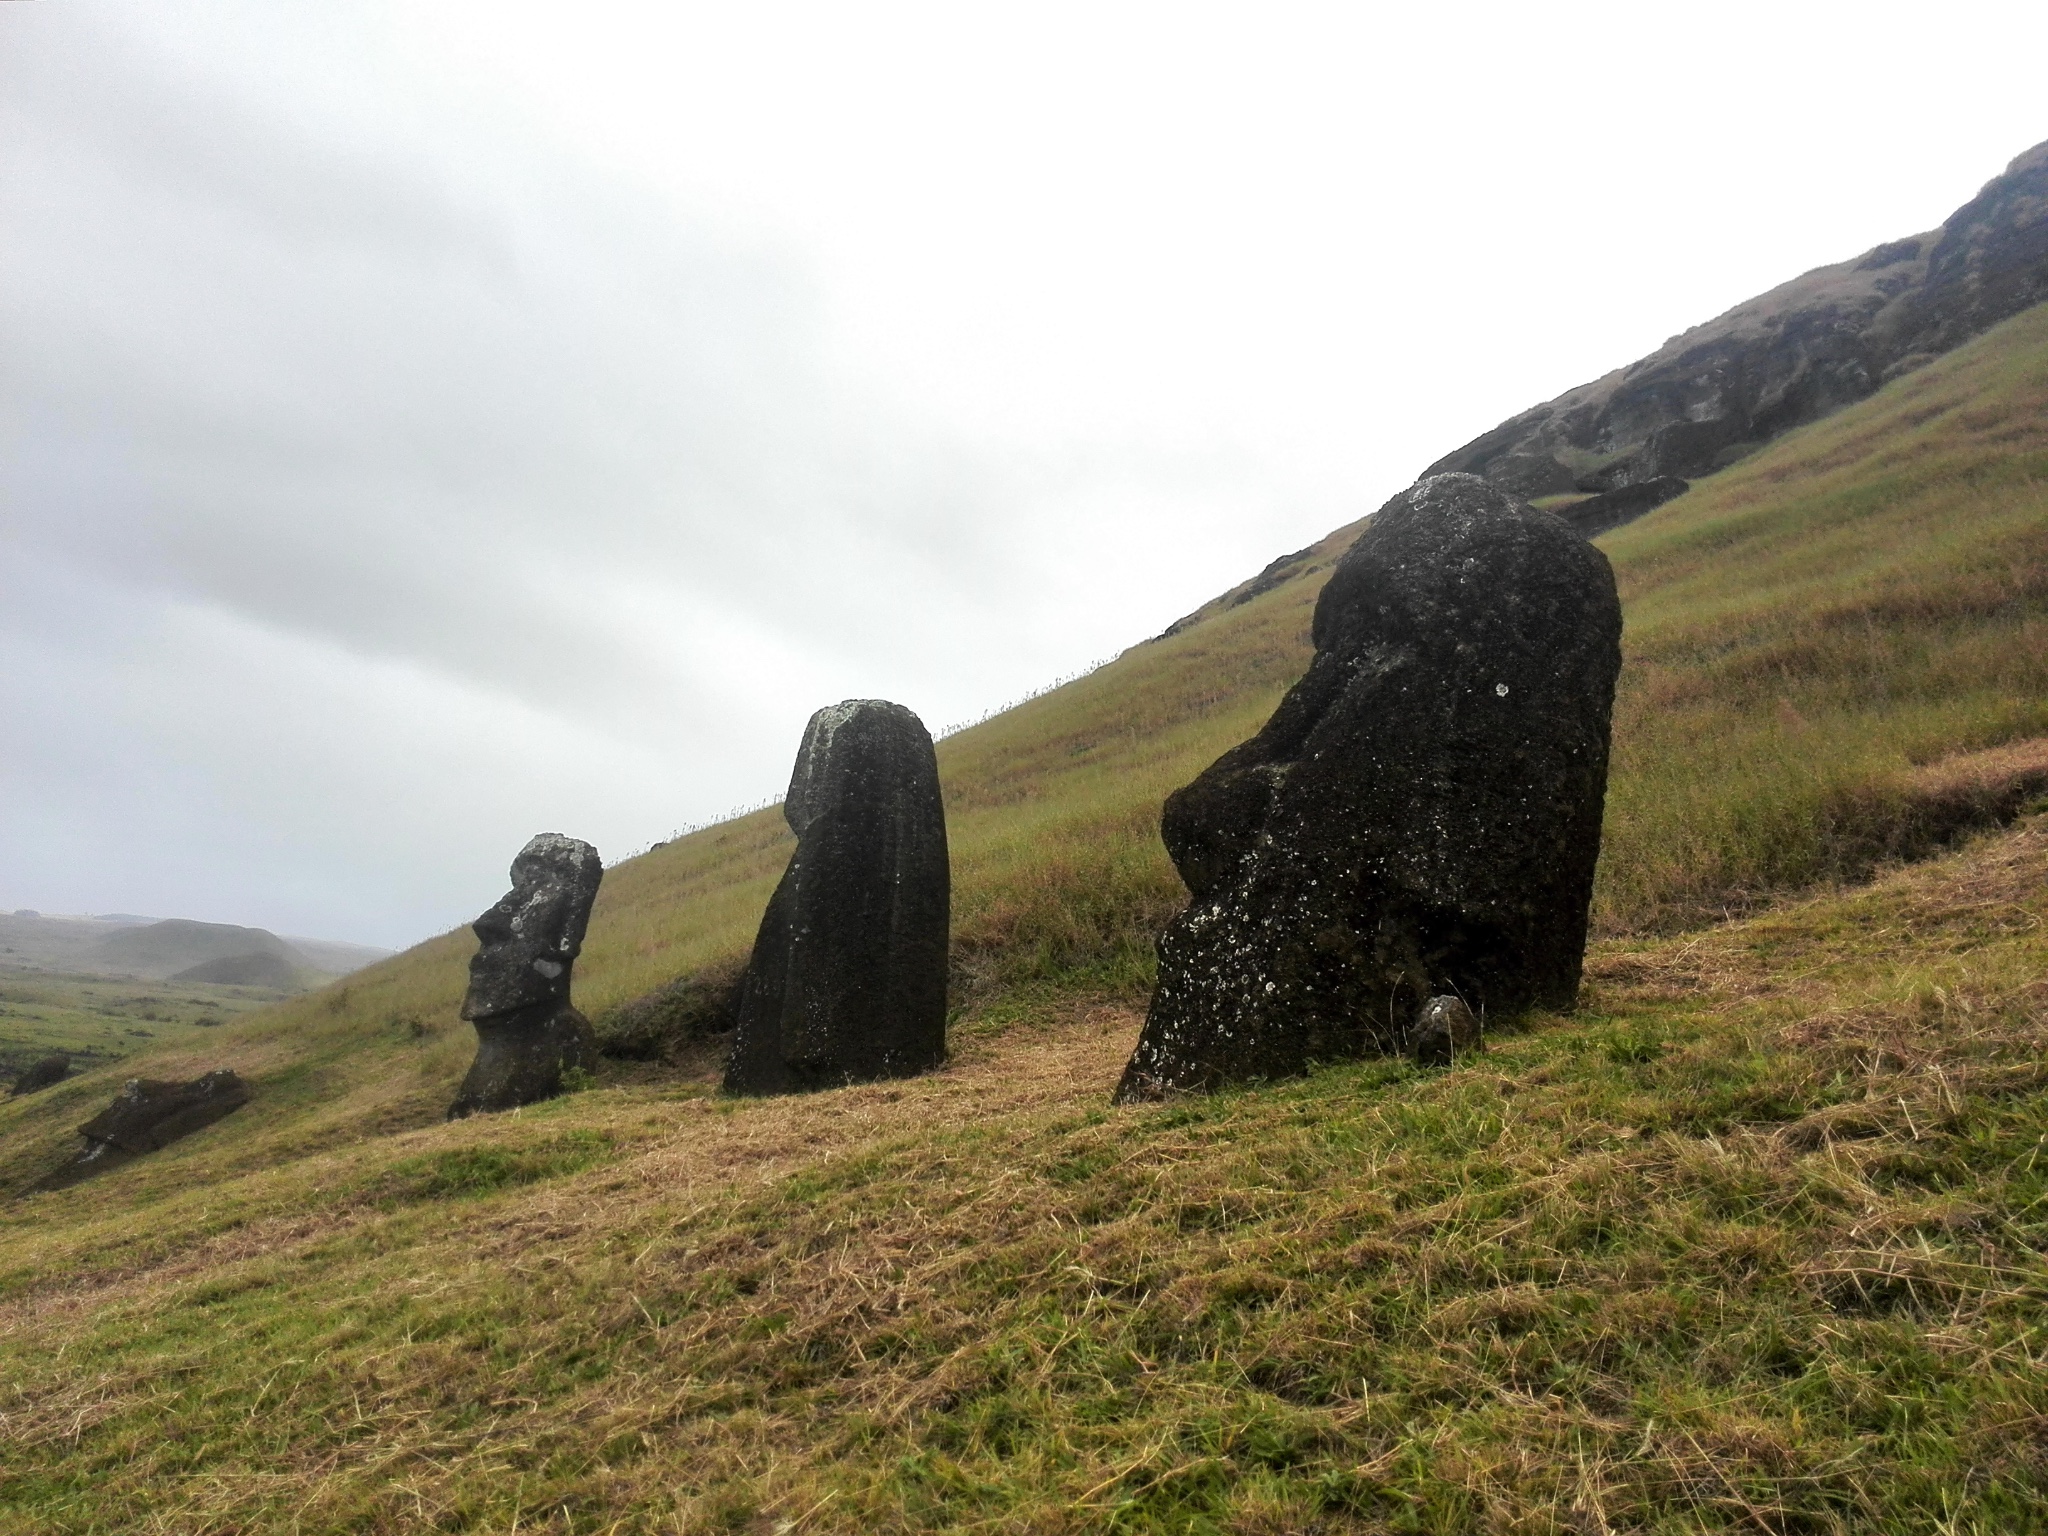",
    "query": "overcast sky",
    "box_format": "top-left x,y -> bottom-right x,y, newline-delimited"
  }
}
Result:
3,1 -> 2044,948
